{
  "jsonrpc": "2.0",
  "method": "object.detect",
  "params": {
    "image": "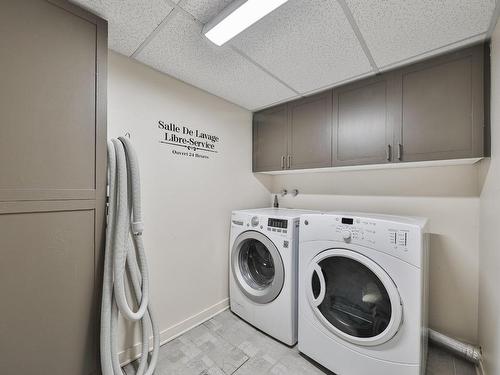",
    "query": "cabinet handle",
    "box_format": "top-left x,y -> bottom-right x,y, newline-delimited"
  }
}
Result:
287,155 -> 291,169
386,145 -> 392,161
397,144 -> 402,161
281,155 -> 285,169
